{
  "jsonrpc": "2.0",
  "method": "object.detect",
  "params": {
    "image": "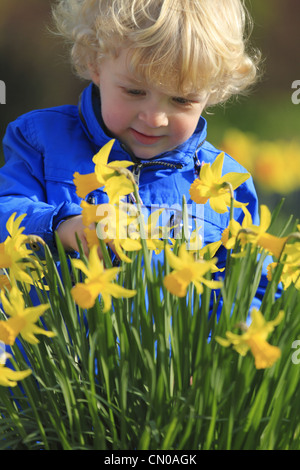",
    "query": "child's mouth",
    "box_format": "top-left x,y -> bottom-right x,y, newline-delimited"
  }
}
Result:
130,128 -> 164,145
